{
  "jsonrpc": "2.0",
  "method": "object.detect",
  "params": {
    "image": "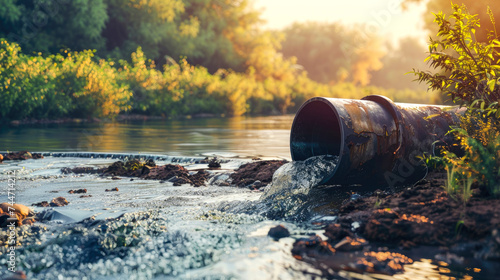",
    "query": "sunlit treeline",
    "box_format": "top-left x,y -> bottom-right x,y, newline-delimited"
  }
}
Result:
0,40 -> 434,120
